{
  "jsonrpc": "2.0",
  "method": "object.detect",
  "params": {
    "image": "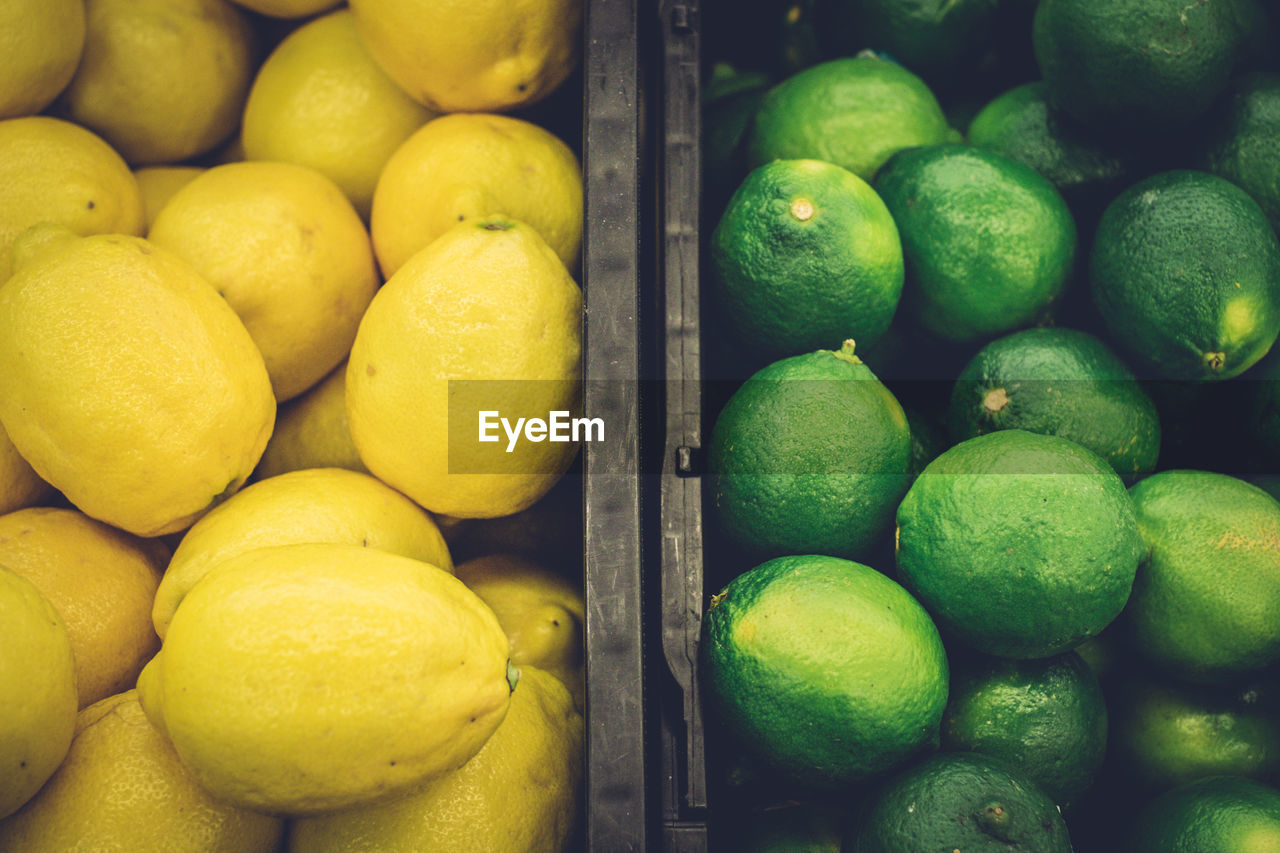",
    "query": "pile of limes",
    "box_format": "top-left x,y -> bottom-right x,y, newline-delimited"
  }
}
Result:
0,1 -> 587,850
699,0 -> 1280,849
